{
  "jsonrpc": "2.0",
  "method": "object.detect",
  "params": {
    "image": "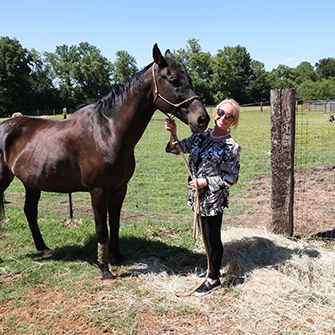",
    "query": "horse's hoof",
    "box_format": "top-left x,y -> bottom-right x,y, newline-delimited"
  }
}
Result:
97,262 -> 115,280
42,248 -> 54,258
101,270 -> 115,280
